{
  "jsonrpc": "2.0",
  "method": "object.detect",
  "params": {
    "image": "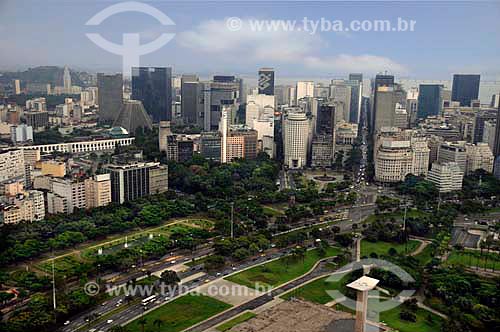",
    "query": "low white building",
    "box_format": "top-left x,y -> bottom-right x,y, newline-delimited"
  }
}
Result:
427,162 -> 463,193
